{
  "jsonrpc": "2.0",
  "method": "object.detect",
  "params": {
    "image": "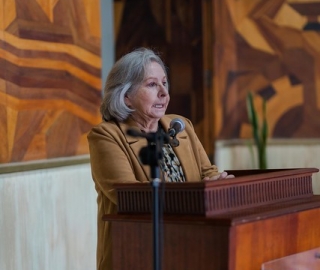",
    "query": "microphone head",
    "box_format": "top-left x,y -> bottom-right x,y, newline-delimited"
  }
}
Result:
169,118 -> 185,136
170,118 -> 185,132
